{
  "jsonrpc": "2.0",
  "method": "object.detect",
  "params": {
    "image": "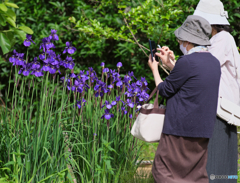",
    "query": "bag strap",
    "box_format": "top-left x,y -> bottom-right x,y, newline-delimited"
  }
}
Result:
146,87 -> 162,108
